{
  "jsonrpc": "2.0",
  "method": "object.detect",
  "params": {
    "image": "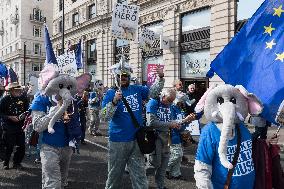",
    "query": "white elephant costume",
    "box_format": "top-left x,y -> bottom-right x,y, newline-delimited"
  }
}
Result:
194,84 -> 263,189
30,63 -> 91,188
